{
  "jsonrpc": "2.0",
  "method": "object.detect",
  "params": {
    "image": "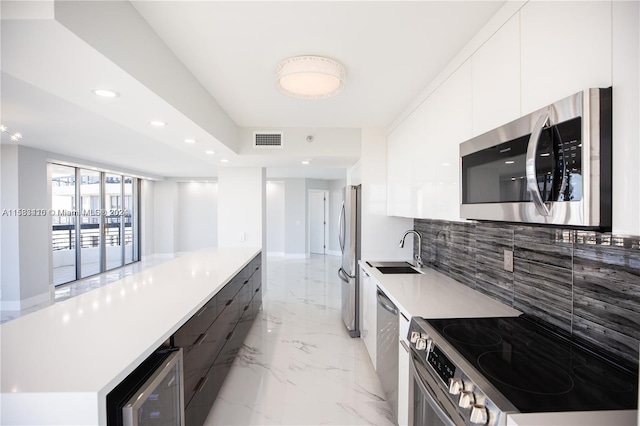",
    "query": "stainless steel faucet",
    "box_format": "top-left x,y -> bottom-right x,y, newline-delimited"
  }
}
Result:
399,230 -> 423,268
